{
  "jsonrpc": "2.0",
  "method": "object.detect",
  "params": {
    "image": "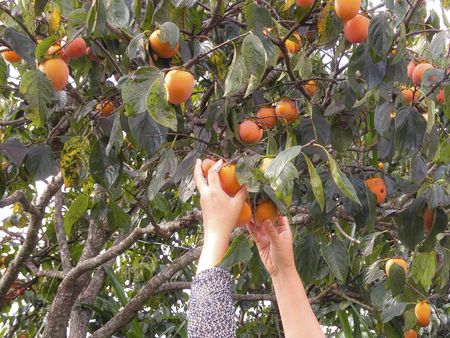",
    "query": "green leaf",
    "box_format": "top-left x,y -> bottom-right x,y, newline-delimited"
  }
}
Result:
322,238 -> 349,282
127,112 -> 167,156
394,107 -> 426,159
265,146 -> 302,181
236,154 -> 261,193
147,149 -> 178,200
20,70 -> 54,127
63,193 -> 89,236
295,233 -> 320,284
241,33 -> 267,97
107,0 -> 130,29
302,152 -> 324,211
87,0 -> 106,38
0,138 -> 28,166
325,154 -> 361,206
146,73 -> 177,130
411,251 -> 436,290
0,57 -> 7,85
25,144 -> 57,181
67,9 -> 87,38
107,200 -> 130,230
387,263 -> 406,297
244,3 -> 272,34
368,13 -> 394,62
428,30 -> 447,67
224,50 -> 248,96
89,140 -> 122,192
338,311 -> 353,338
380,301 -> 406,322
159,22 -> 180,49
219,234 -> 253,269
35,36 -> 58,61
2,27 -> 36,65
